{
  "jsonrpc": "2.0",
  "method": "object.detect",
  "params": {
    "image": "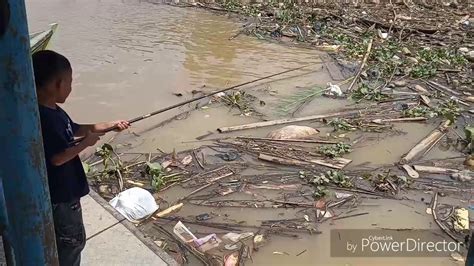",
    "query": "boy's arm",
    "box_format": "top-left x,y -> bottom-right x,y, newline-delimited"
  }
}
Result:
74,120 -> 130,137
50,132 -> 102,166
